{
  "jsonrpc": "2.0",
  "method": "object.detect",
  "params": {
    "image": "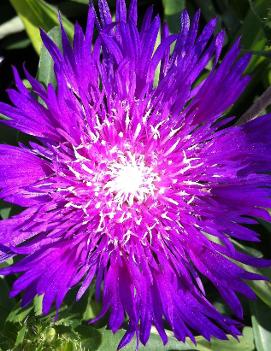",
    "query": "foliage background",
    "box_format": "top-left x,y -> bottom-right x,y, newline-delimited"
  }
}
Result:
0,0 -> 271,350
